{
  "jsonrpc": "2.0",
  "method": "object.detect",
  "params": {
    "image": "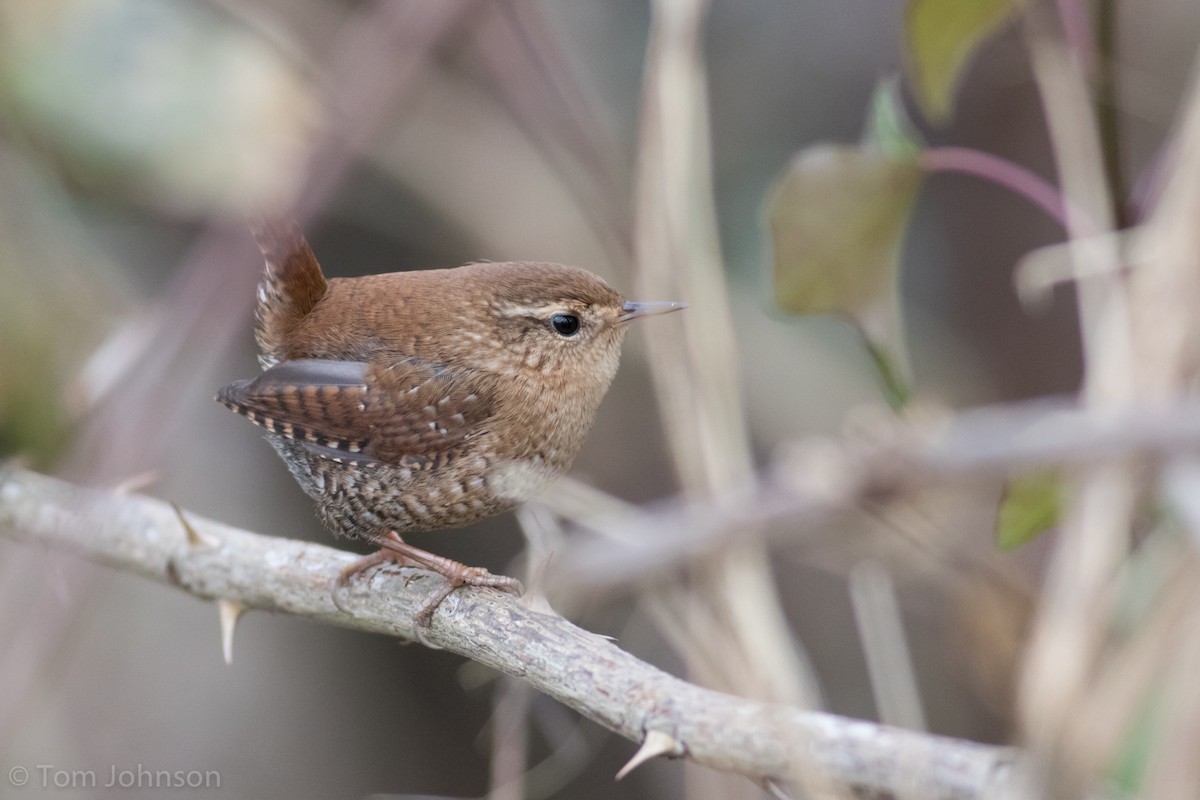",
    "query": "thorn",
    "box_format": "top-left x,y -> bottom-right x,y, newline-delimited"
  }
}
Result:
616,730 -> 683,780
218,599 -> 246,665
171,502 -> 219,548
